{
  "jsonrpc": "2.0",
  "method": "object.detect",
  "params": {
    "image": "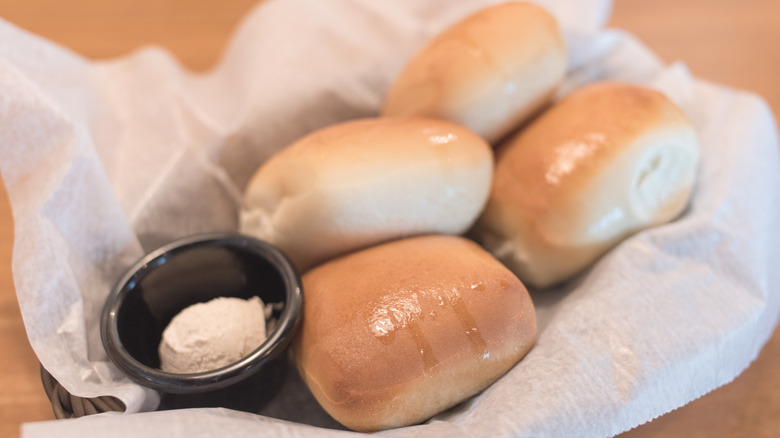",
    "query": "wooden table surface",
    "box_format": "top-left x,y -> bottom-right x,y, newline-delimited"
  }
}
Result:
1,1 -> 778,437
